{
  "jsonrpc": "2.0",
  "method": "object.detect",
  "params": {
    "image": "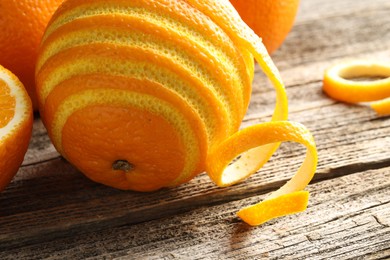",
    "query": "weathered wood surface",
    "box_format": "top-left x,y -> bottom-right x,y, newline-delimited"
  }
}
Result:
1,0 -> 389,258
